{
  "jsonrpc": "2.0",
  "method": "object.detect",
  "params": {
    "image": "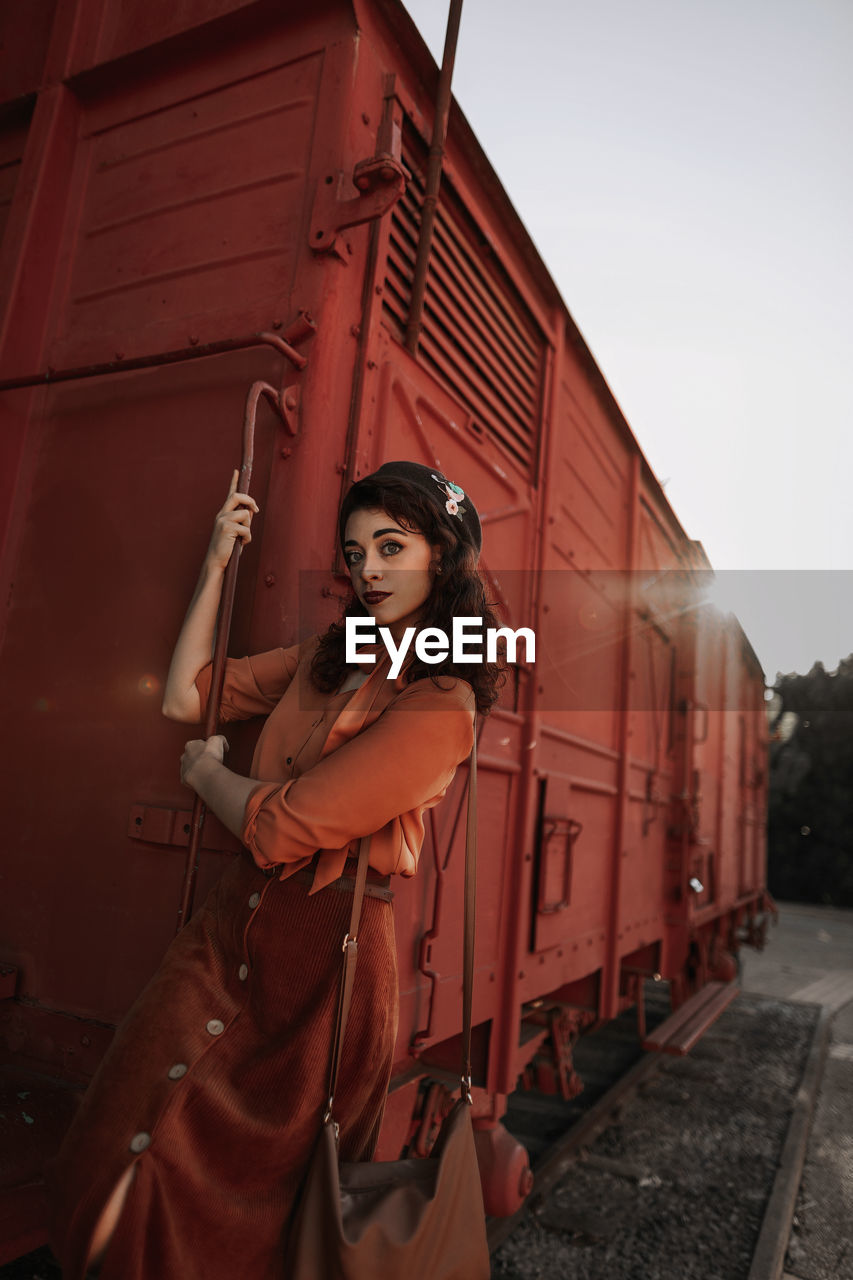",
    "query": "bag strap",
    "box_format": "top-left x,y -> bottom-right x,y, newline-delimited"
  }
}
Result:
324,712 -> 478,1124
461,713 -> 477,1102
